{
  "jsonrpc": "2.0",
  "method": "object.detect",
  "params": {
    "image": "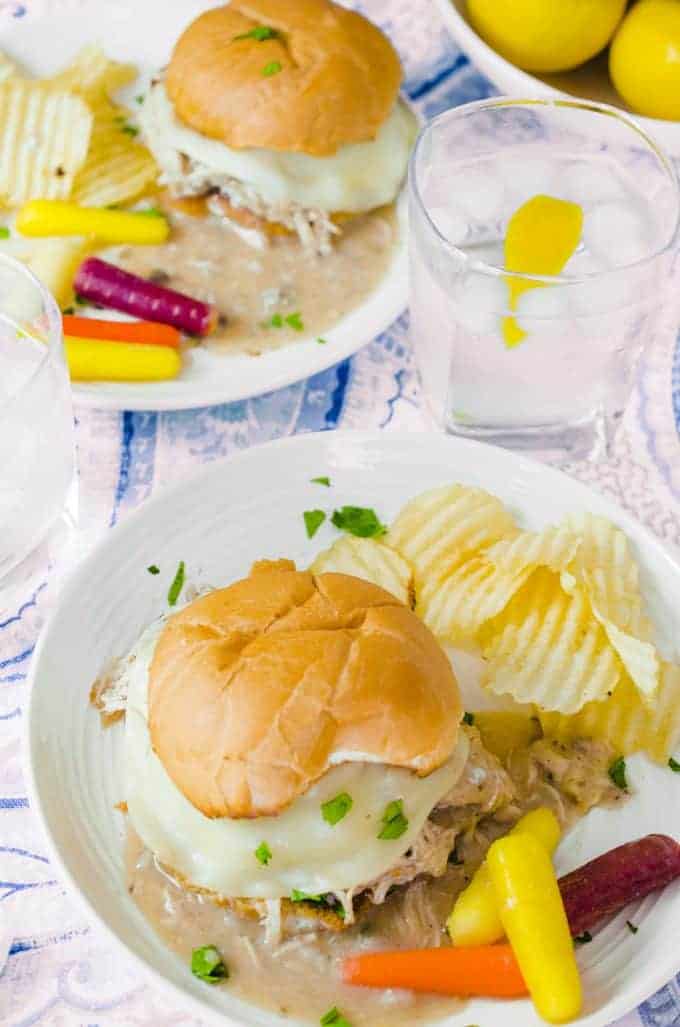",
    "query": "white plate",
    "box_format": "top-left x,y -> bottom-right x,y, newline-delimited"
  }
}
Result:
434,0 -> 680,158
26,431 -> 680,1027
0,1 -> 407,411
